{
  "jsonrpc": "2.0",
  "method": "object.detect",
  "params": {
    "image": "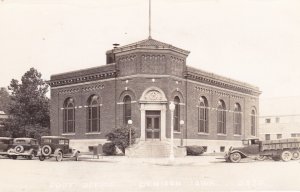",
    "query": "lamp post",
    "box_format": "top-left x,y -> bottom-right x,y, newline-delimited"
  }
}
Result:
180,120 -> 184,147
169,102 -> 175,161
128,120 -> 133,147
